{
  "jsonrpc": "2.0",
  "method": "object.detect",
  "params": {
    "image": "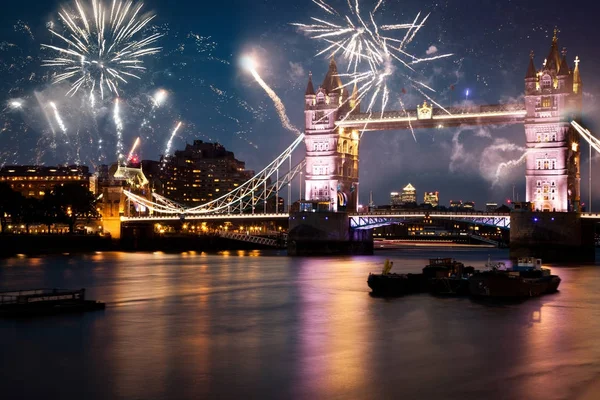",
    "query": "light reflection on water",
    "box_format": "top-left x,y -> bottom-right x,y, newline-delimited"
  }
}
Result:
1,248 -> 600,399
